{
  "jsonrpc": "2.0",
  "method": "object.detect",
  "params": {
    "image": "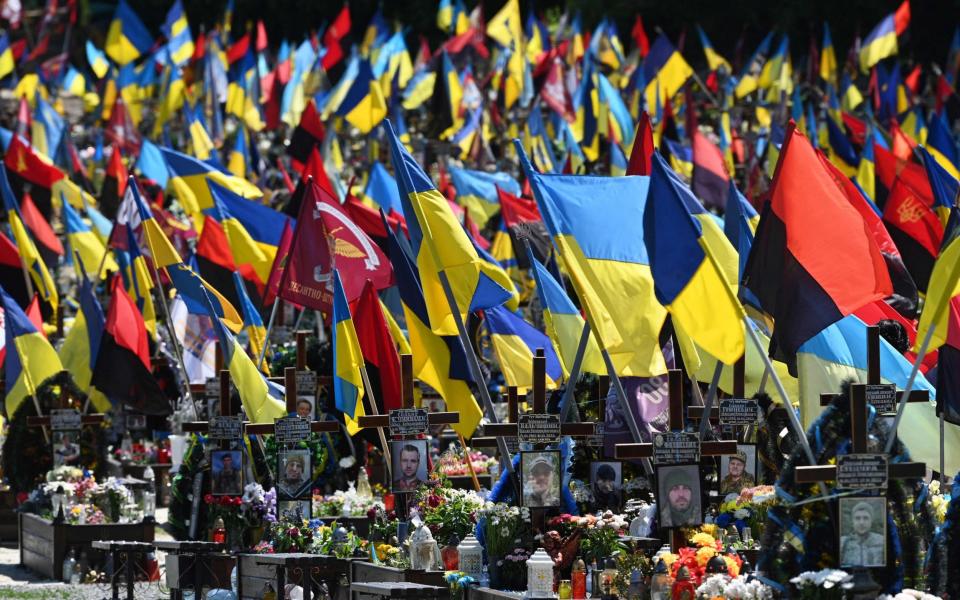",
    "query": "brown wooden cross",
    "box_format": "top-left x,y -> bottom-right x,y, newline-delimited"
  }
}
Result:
355,354 -> 461,433
818,325 -> 928,413
245,367 -> 342,436
614,370 -> 738,551
795,382 -> 926,485
267,330 -> 333,405
685,357 -> 746,425
27,384 -> 105,450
